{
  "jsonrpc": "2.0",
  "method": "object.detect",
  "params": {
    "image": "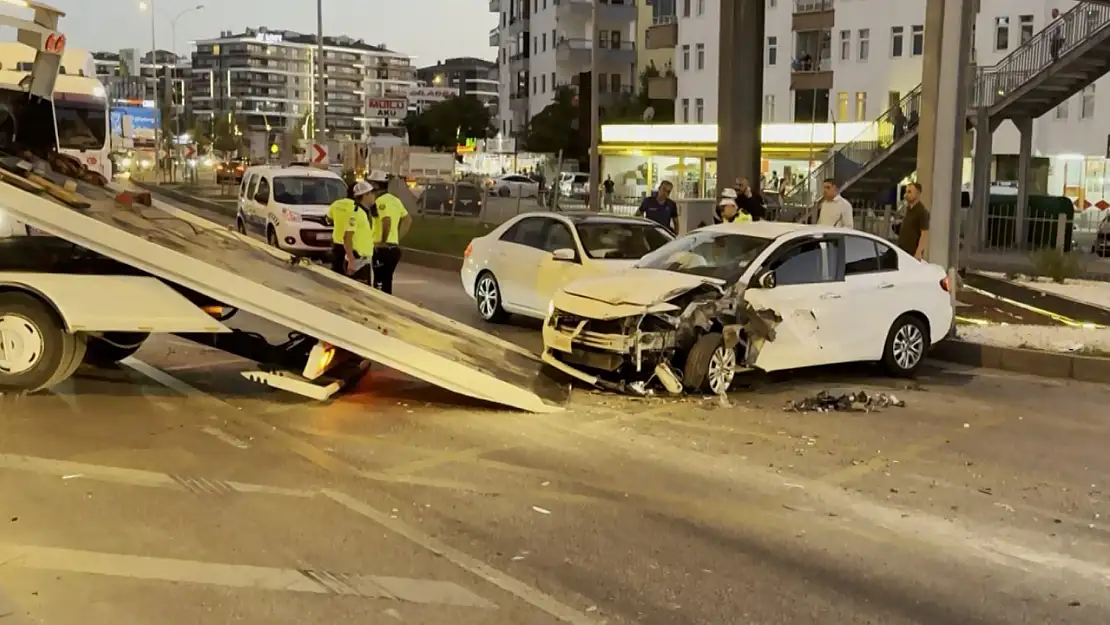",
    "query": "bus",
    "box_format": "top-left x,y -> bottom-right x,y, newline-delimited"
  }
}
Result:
0,43 -> 110,181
